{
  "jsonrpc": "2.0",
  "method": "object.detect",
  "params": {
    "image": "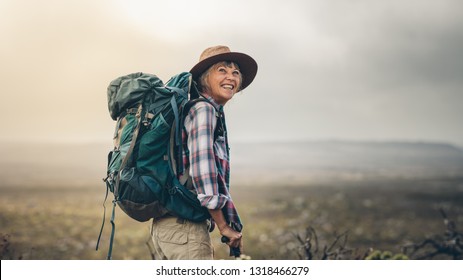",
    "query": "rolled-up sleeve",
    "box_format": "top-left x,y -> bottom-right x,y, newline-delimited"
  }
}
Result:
184,102 -> 229,210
